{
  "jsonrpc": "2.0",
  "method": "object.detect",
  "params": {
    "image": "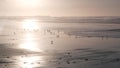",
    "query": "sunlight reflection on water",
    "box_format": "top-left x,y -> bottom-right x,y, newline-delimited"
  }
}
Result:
15,19 -> 46,68
18,19 -> 41,52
